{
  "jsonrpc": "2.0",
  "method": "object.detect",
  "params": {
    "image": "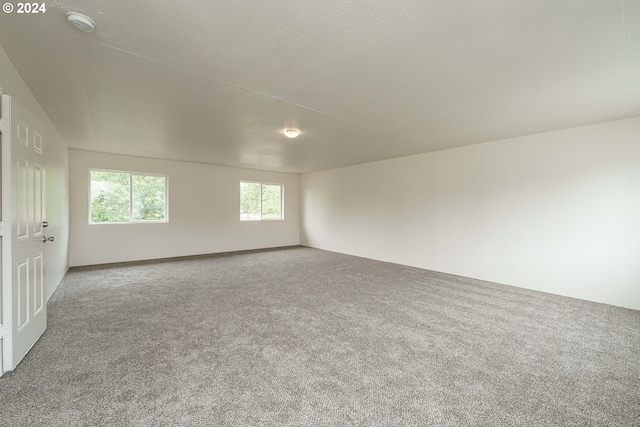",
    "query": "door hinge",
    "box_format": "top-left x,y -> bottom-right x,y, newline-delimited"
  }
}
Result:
0,221 -> 8,237
0,118 -> 8,133
0,323 -> 9,340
